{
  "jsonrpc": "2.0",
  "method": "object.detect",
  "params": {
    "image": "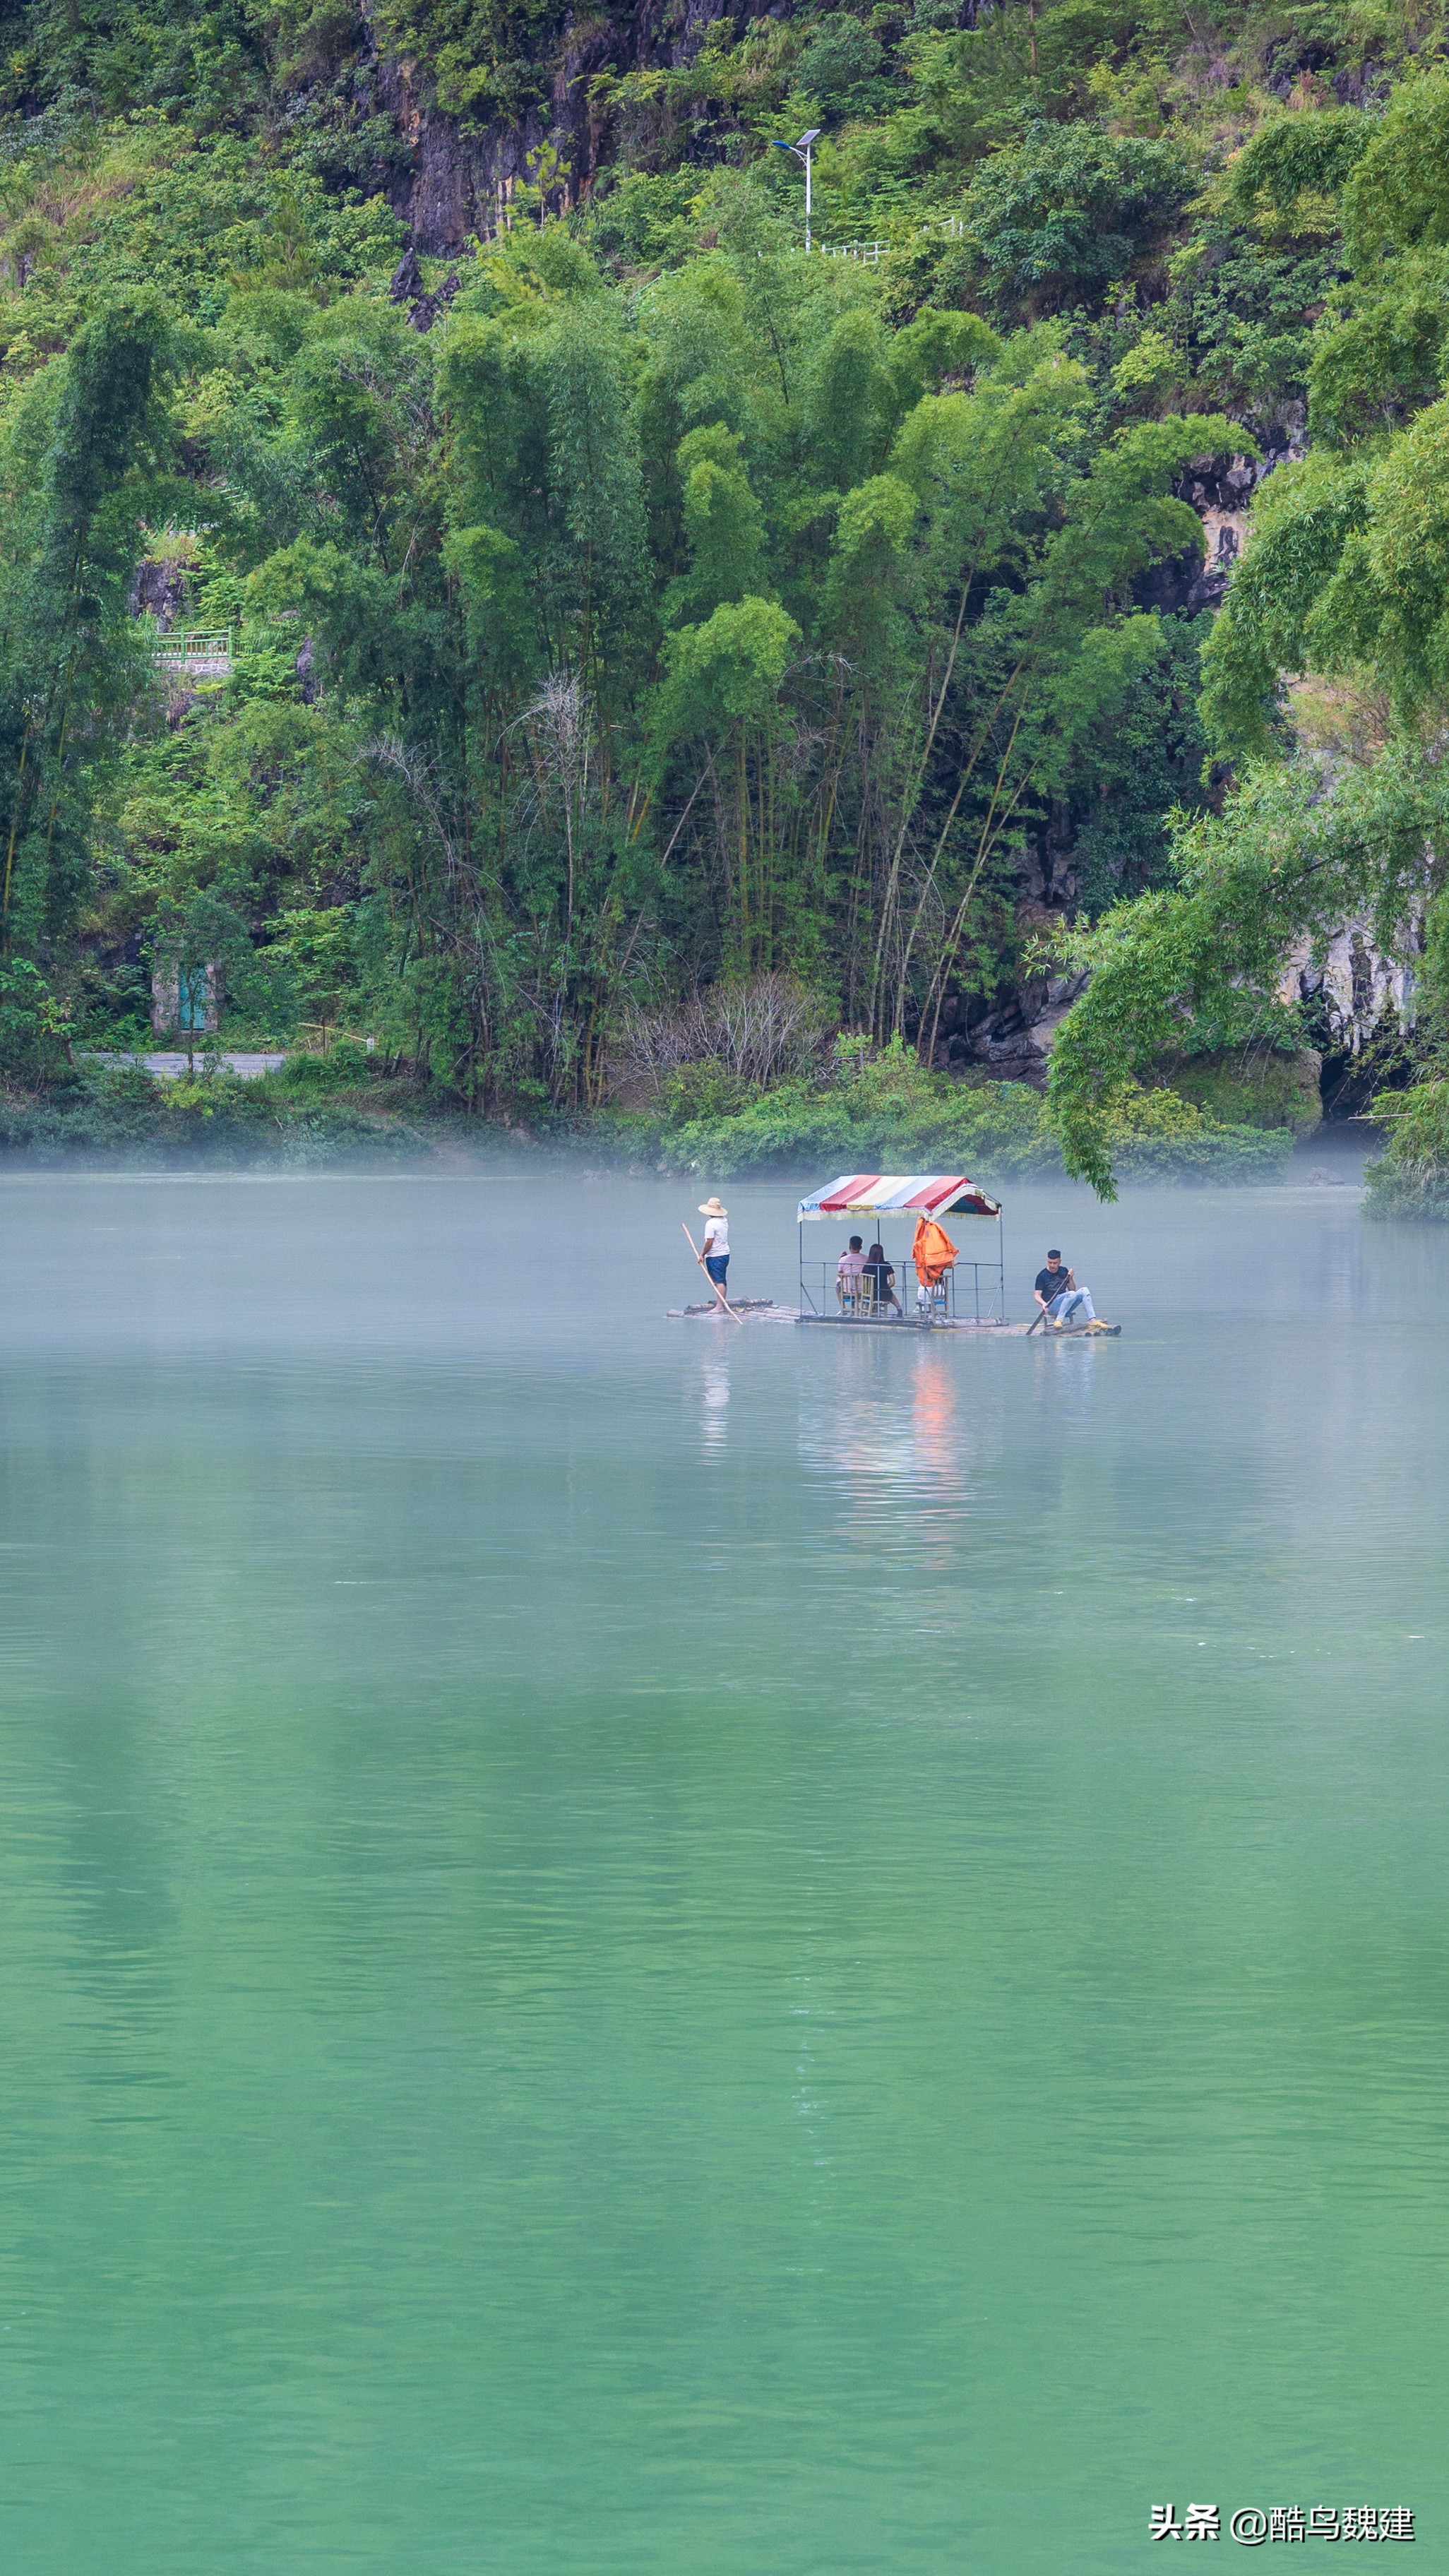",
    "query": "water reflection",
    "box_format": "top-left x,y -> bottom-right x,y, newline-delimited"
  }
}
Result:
798,1335 -> 918,1501
1030,1328 -> 1107,1434
698,1345 -> 731,1449
795,1333 -> 974,1548
911,1348 -> 960,1484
